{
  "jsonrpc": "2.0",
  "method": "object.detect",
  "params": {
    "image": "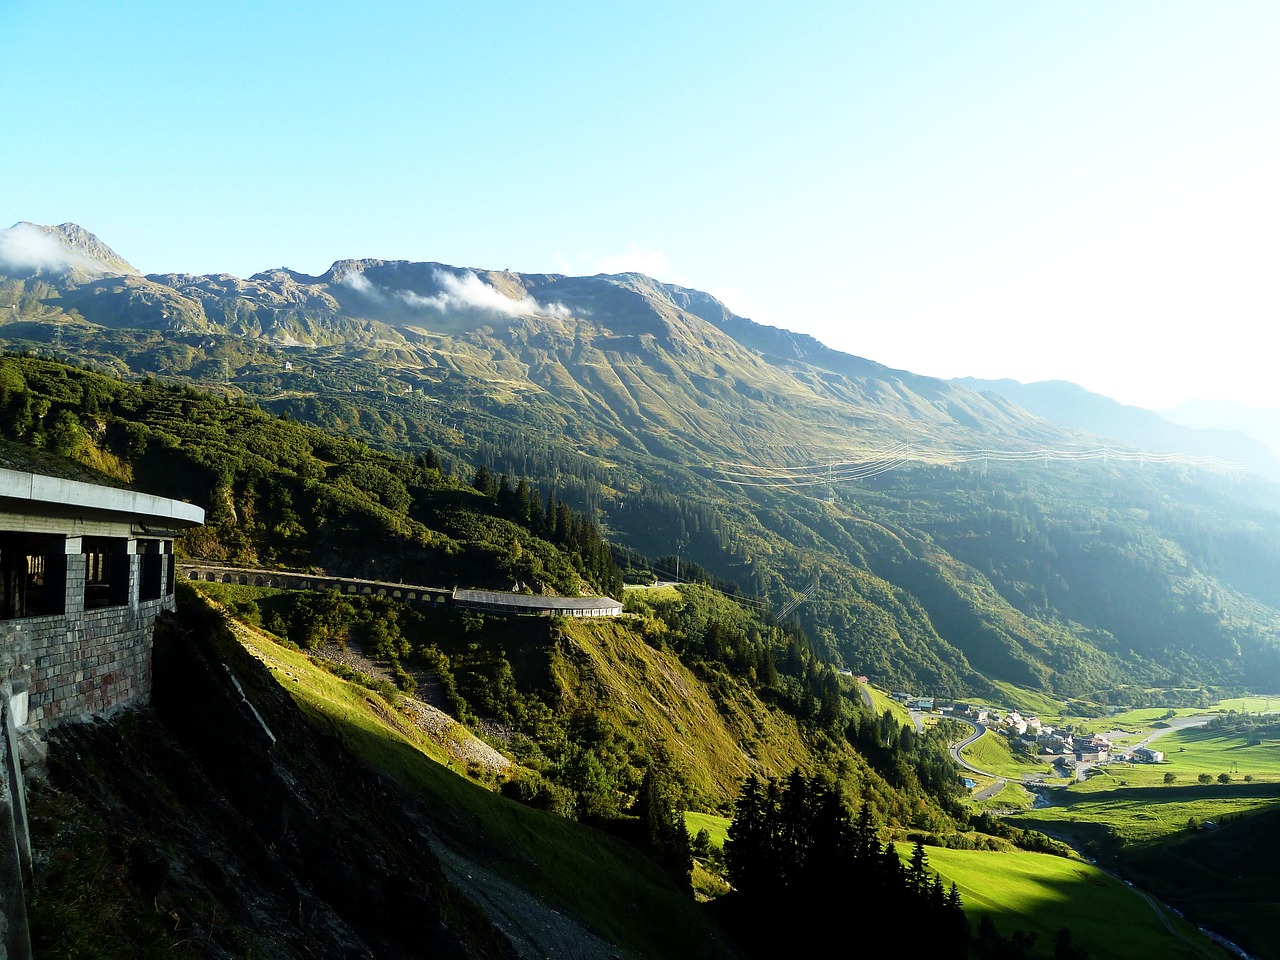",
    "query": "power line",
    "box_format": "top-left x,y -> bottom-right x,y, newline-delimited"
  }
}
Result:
711,440 -> 1243,493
